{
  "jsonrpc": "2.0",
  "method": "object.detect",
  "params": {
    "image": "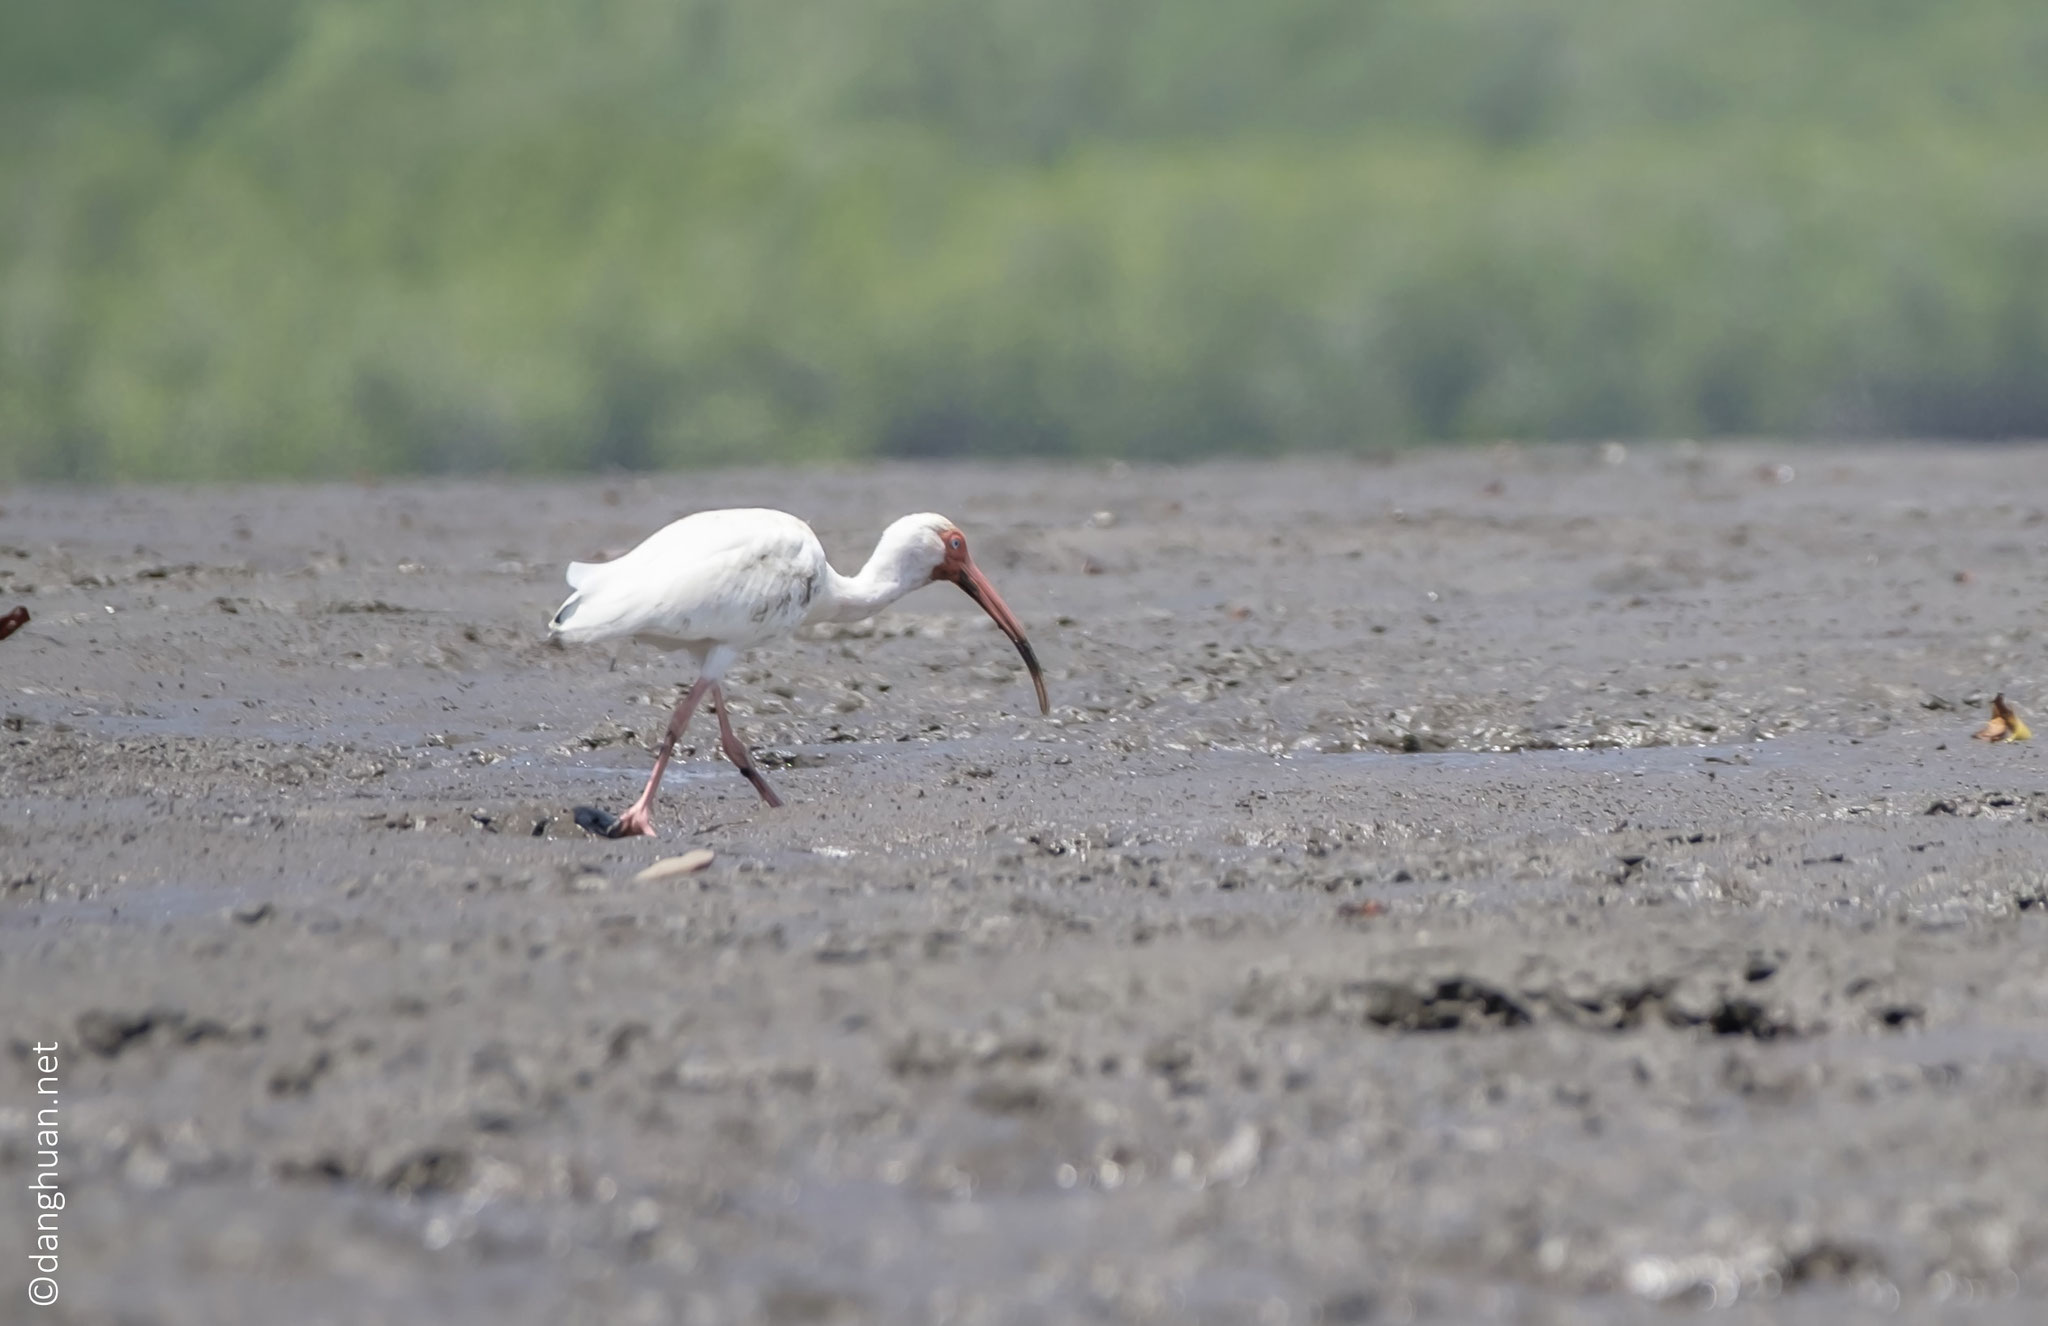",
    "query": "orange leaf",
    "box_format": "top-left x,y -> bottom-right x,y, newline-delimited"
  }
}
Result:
1973,693 -> 2032,742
